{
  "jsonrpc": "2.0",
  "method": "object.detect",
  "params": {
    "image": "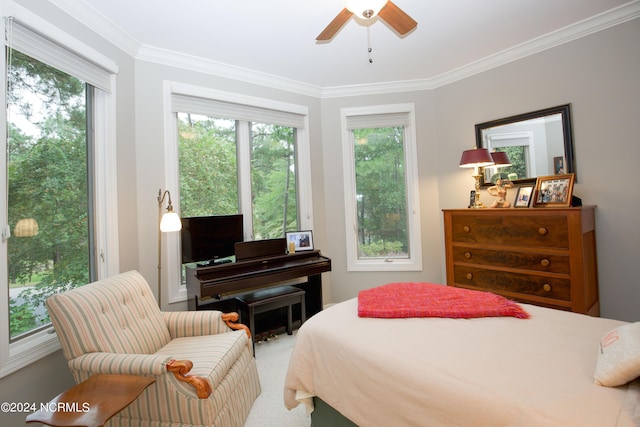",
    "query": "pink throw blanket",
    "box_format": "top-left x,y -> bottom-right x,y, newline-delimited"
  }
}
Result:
358,282 -> 529,319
